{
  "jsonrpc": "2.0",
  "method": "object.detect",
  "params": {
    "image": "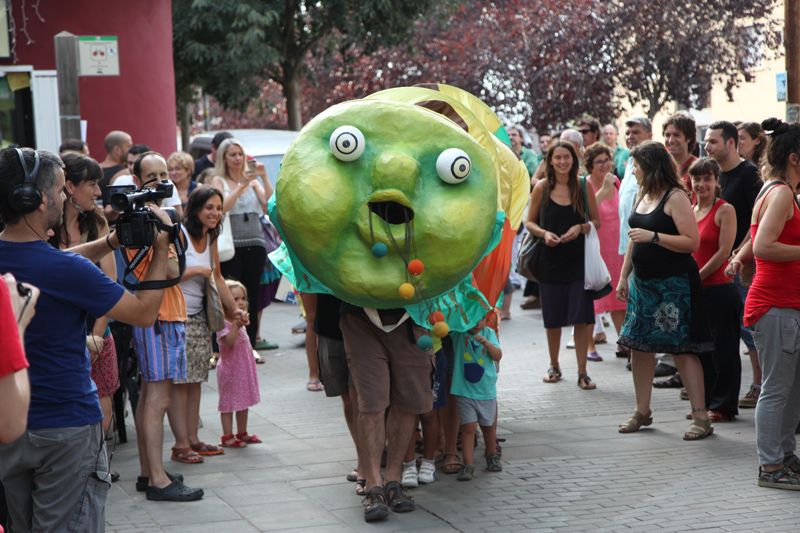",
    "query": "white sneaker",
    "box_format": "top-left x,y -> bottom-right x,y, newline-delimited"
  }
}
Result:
418,459 -> 436,484
566,336 -> 575,349
401,460 -> 418,488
